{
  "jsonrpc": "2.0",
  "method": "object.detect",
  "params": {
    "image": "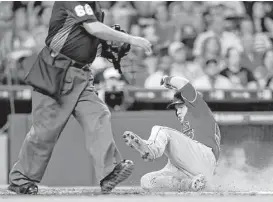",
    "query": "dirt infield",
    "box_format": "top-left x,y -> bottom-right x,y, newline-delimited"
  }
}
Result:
2,196 -> 273,202
1,186 -> 273,202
